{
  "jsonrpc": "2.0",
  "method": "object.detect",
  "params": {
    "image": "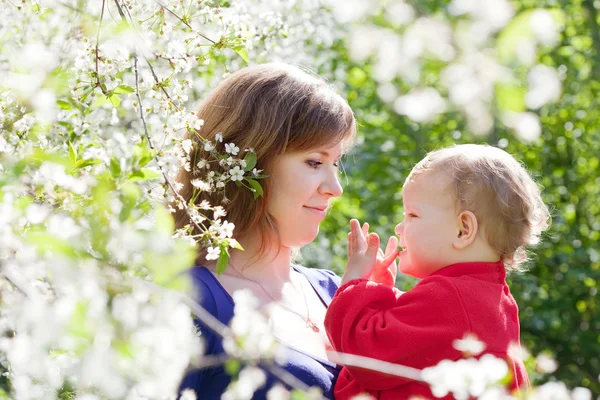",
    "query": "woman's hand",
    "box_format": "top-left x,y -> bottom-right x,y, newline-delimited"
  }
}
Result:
342,219 -> 399,286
